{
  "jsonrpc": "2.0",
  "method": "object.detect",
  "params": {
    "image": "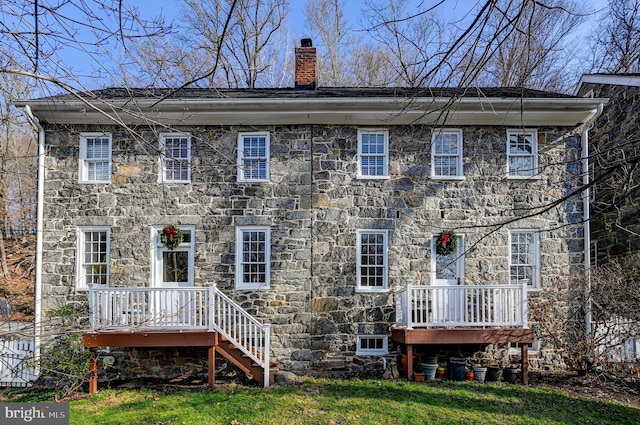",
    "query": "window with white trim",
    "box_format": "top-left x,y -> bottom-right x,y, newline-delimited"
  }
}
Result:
238,132 -> 270,182
160,133 -> 191,183
152,226 -> 195,287
236,226 -> 271,289
357,230 -> 388,291
432,129 -> 463,178
356,335 -> 389,355
509,230 -> 540,288
358,129 -> 389,178
79,133 -> 111,183
507,129 -> 538,178
508,341 -> 541,355
76,227 -> 110,290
